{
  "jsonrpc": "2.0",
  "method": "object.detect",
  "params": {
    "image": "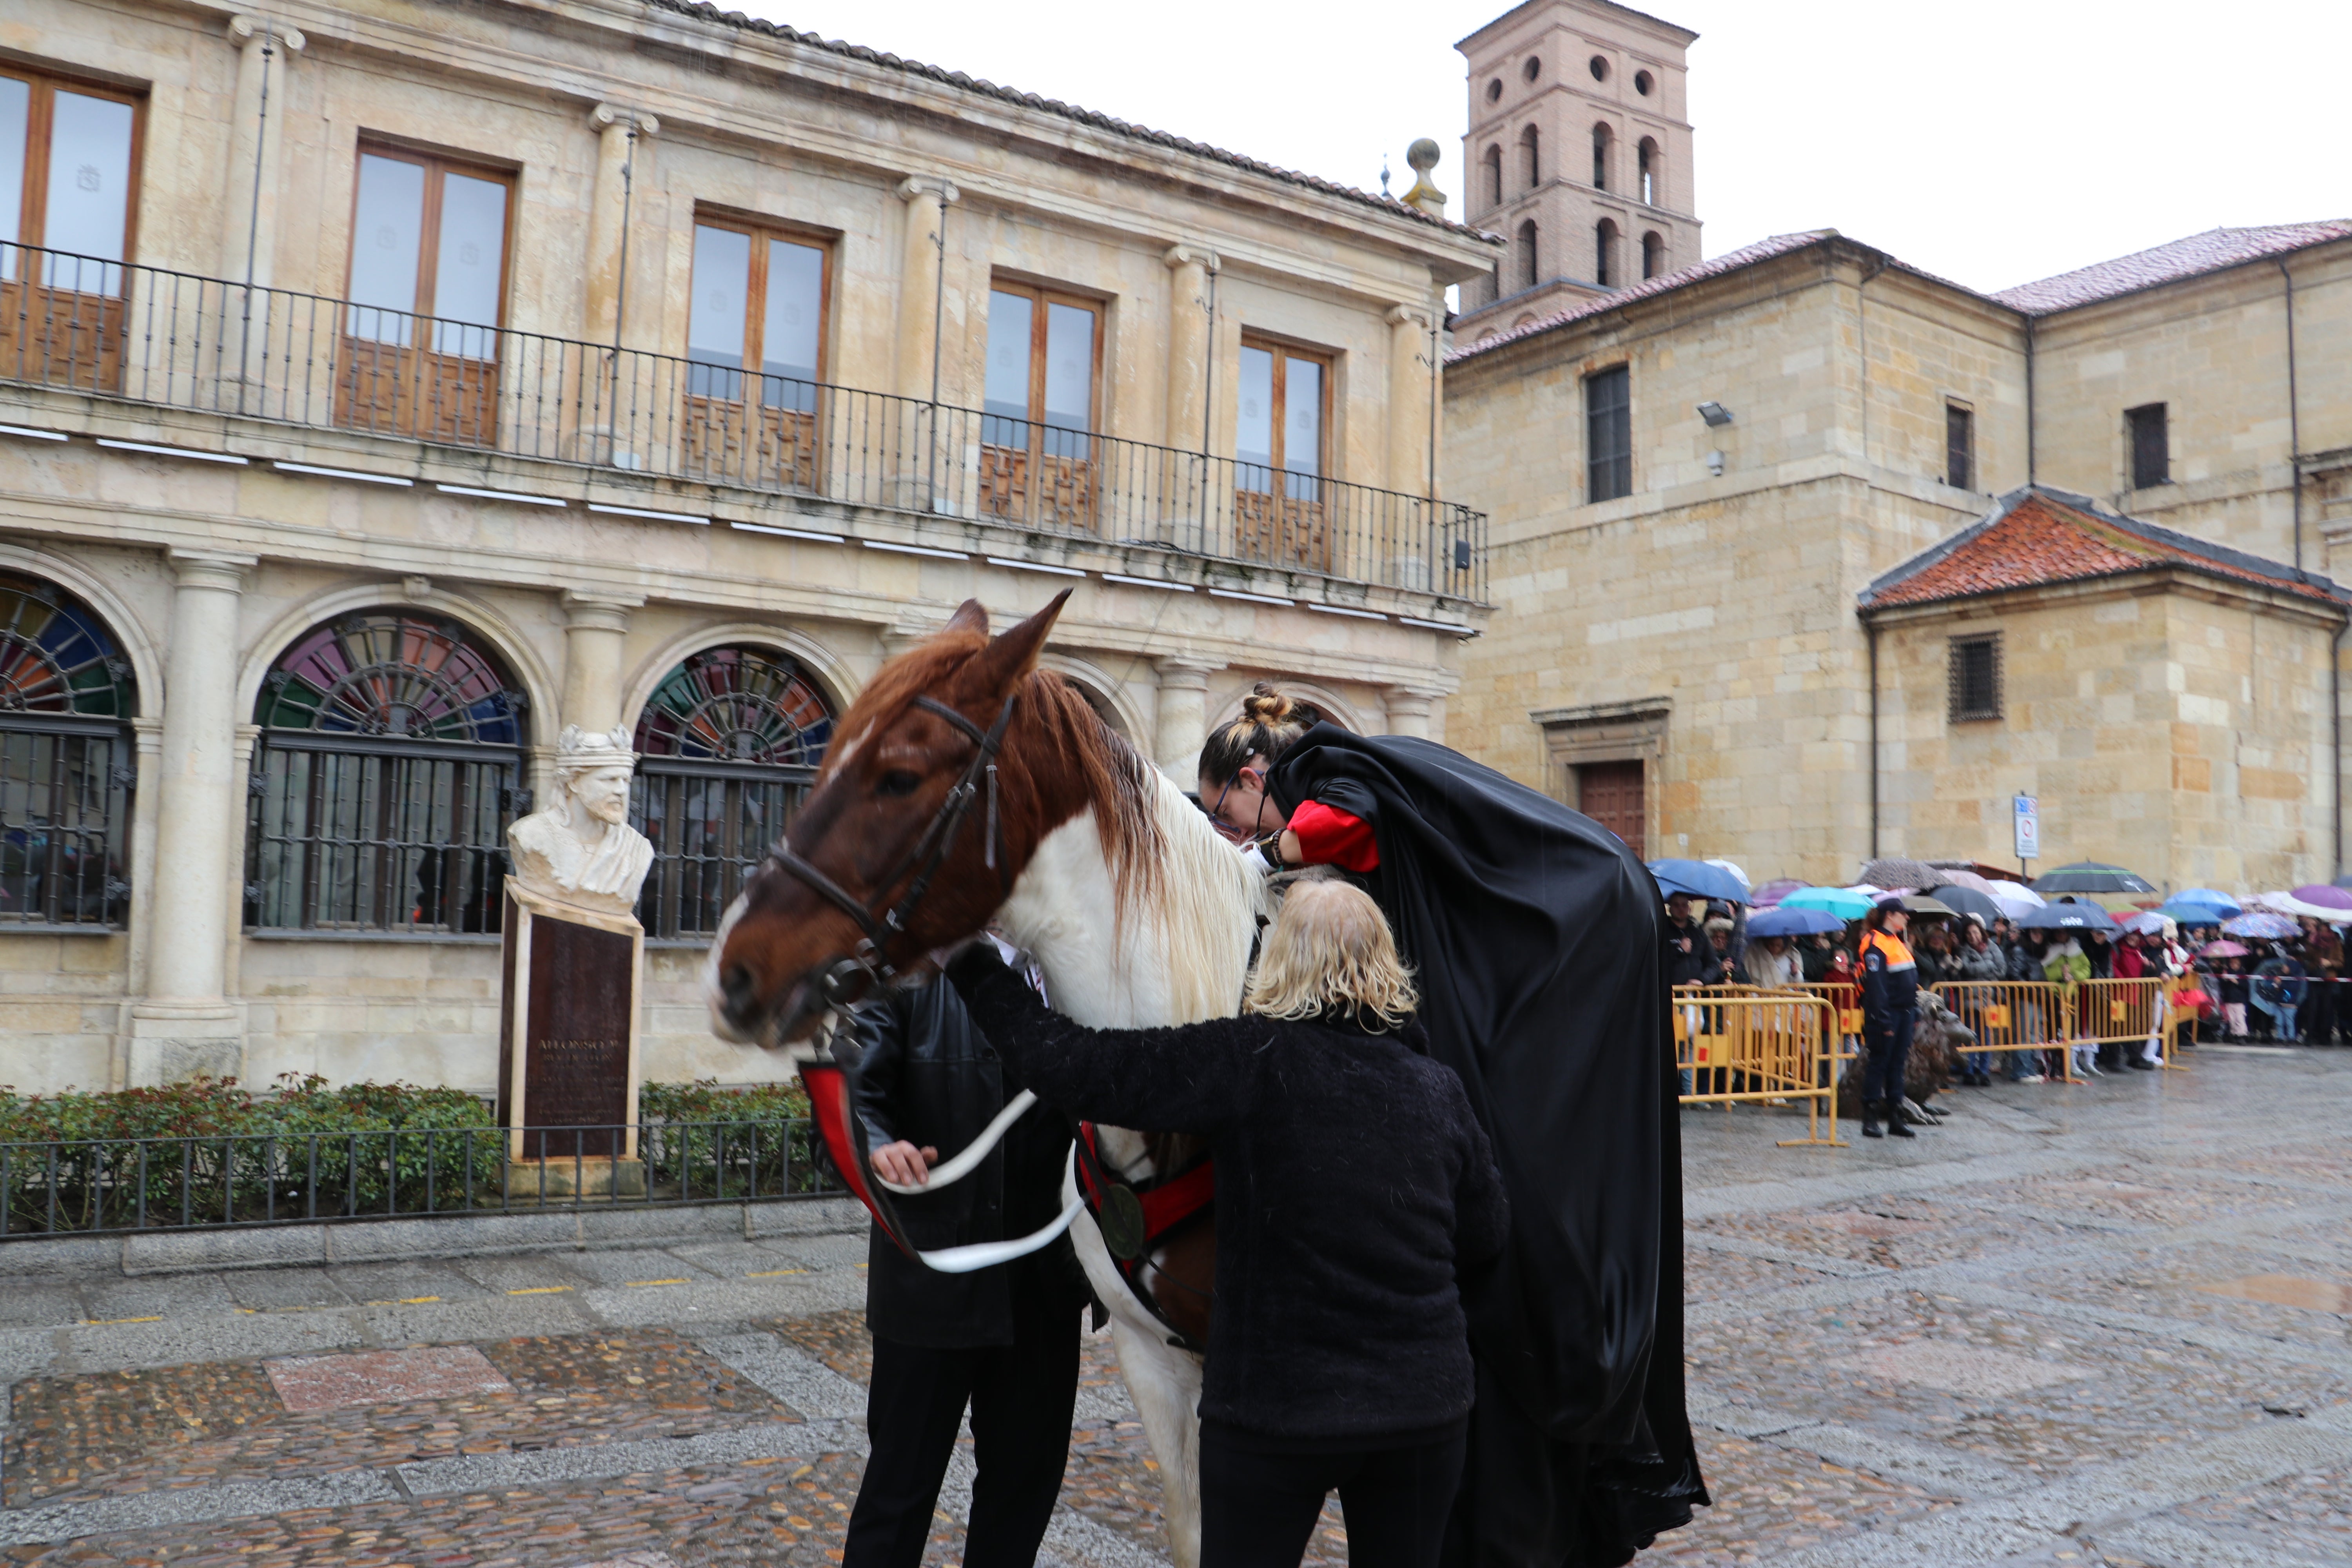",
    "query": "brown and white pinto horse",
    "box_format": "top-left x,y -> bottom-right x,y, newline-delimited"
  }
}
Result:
705,590 -> 1262,1566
